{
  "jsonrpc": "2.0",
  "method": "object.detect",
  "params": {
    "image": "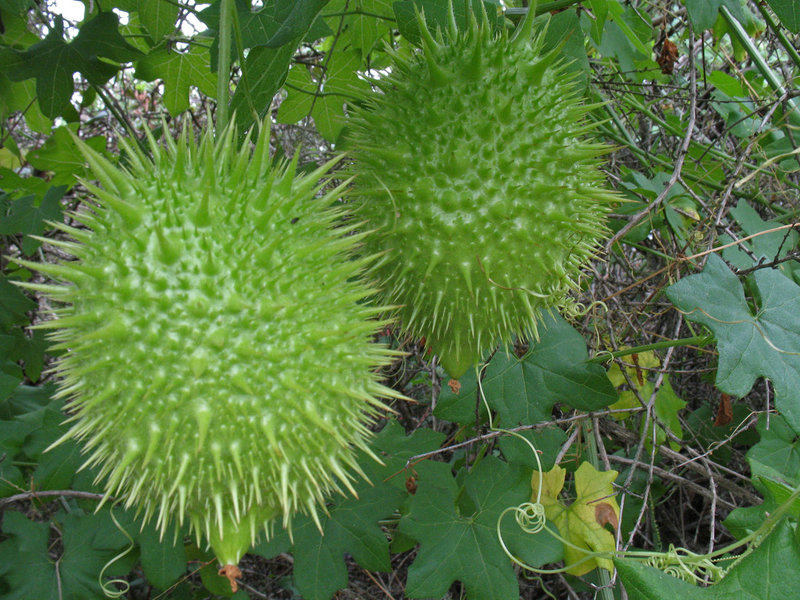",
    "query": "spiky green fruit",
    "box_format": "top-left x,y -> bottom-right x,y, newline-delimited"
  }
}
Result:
14,125 -> 399,570
345,6 -> 617,378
